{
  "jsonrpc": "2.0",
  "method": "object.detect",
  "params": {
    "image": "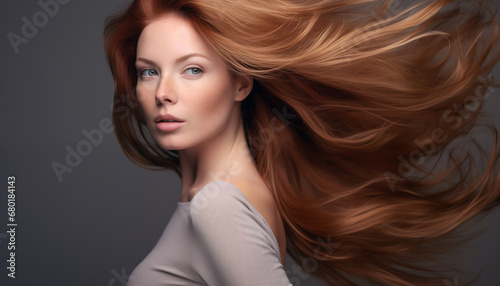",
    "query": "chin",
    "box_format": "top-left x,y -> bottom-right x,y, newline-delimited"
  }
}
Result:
156,141 -> 184,151
154,137 -> 194,152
